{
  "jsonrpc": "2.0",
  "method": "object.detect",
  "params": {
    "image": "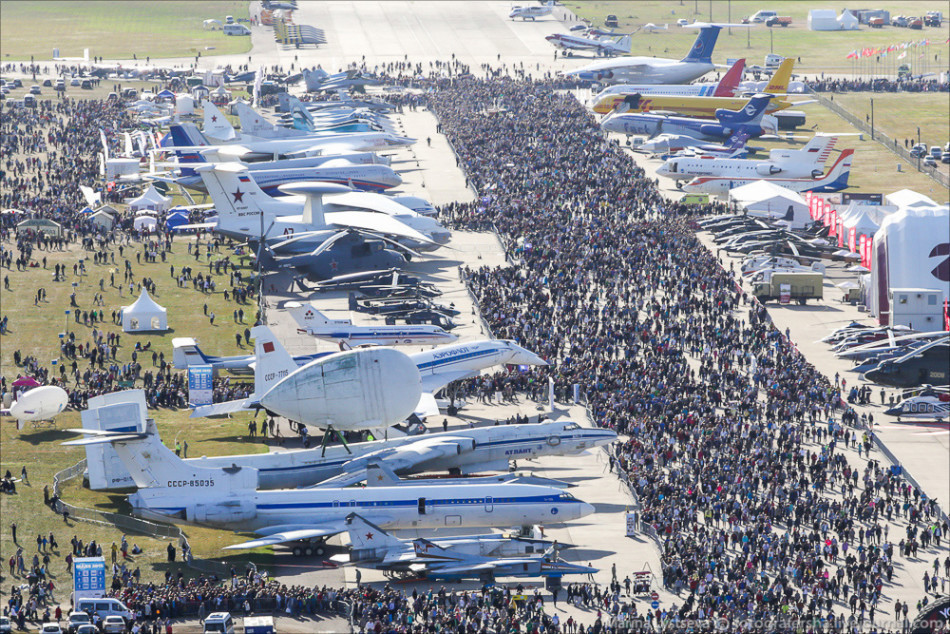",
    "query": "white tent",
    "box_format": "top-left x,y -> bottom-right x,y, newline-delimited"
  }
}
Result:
808,9 -> 839,30
121,289 -> 168,333
88,209 -> 115,230
839,205 -> 881,252
836,10 -> 859,30
175,93 -> 195,116
885,189 -> 937,208
868,204 -> 950,325
133,215 -> 158,232
728,181 -> 810,228
128,184 -> 171,213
